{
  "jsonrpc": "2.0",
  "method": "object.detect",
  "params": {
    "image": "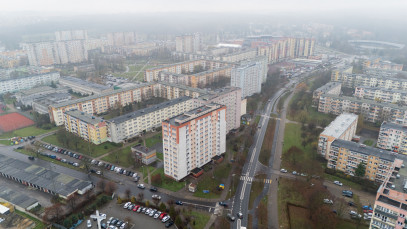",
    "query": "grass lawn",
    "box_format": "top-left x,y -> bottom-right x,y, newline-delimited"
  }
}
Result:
102,146 -> 133,168
324,173 -> 362,190
15,209 -> 46,229
145,133 -> 162,148
156,152 -> 163,160
0,139 -> 11,145
249,174 -> 266,209
336,220 -> 369,229
42,134 -> 120,158
184,210 -> 211,229
0,126 -> 59,139
278,178 -> 307,228
193,162 -> 232,199
363,139 -> 374,146
151,168 -> 185,192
